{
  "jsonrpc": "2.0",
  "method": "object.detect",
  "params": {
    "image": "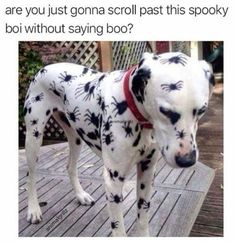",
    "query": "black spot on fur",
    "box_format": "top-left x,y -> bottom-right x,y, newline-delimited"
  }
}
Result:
53,107 -> 58,112
133,131 -> 141,147
140,183 -> 145,190
140,159 -> 151,172
146,149 -> 156,159
58,112 -> 71,127
76,138 -> 81,145
193,109 -> 197,117
159,107 -> 181,125
131,68 -> 151,103
46,109 -> 51,116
